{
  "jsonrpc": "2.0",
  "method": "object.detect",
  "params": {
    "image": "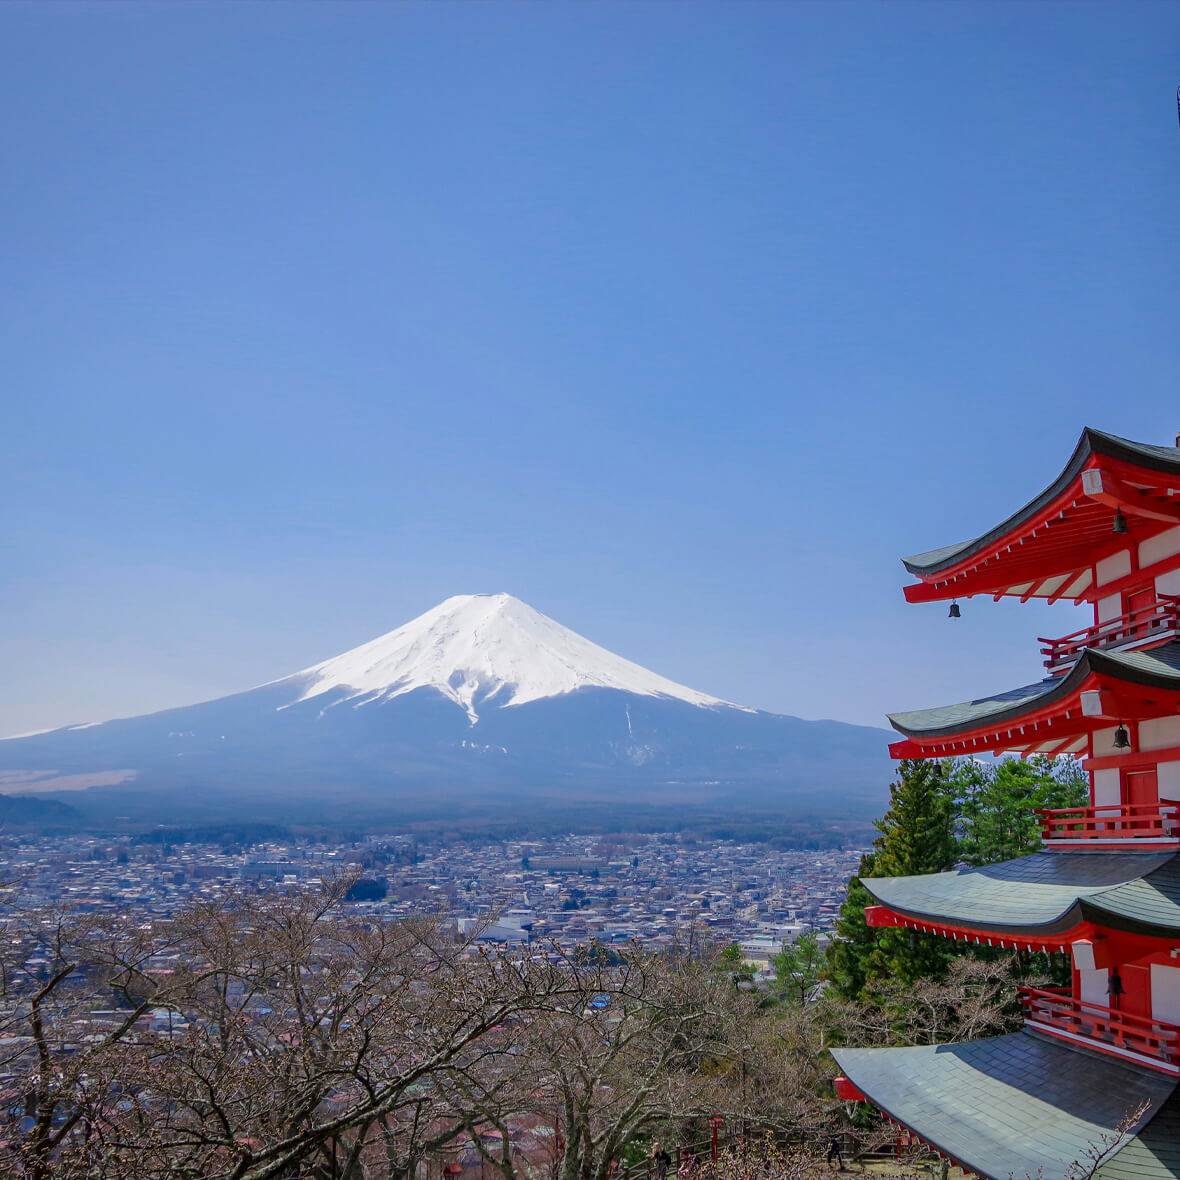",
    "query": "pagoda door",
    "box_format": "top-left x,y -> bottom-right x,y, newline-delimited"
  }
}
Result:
1124,770 -> 1158,831
1120,964 -> 1150,1020
1126,587 -> 1155,637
